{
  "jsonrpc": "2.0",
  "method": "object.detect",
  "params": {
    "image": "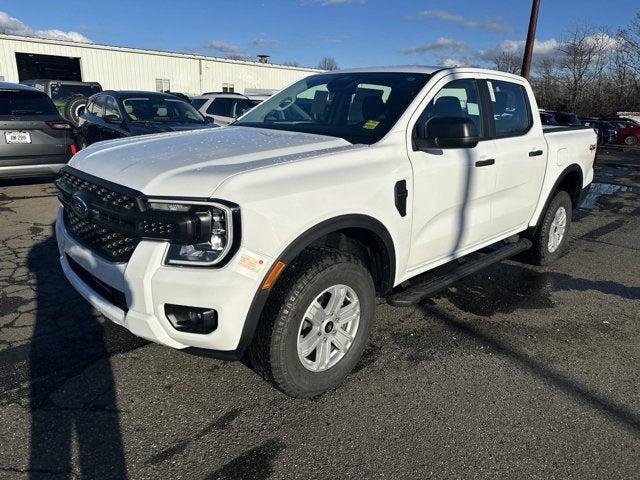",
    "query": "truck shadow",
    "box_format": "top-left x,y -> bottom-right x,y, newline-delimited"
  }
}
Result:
440,261 -> 638,317
26,236 -> 143,479
421,304 -> 640,438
